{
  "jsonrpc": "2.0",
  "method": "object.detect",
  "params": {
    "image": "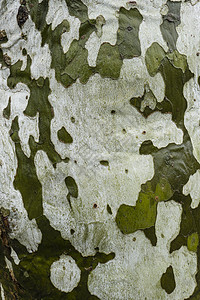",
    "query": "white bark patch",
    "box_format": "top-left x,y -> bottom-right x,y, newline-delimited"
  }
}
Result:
183,170 -> 200,209
10,248 -> 20,265
184,78 -> 200,164
138,0 -> 168,57
18,112 -> 39,157
85,32 -> 101,67
46,0 -> 81,54
88,201 -> 197,300
0,68 -> 41,254
120,57 -> 166,102
0,283 -> 5,300
50,255 -> 81,293
35,150 -> 153,256
49,69 -> 182,164
0,2 -> 52,80
177,2 -> 200,77
0,115 -> 42,252
82,0 -> 127,45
